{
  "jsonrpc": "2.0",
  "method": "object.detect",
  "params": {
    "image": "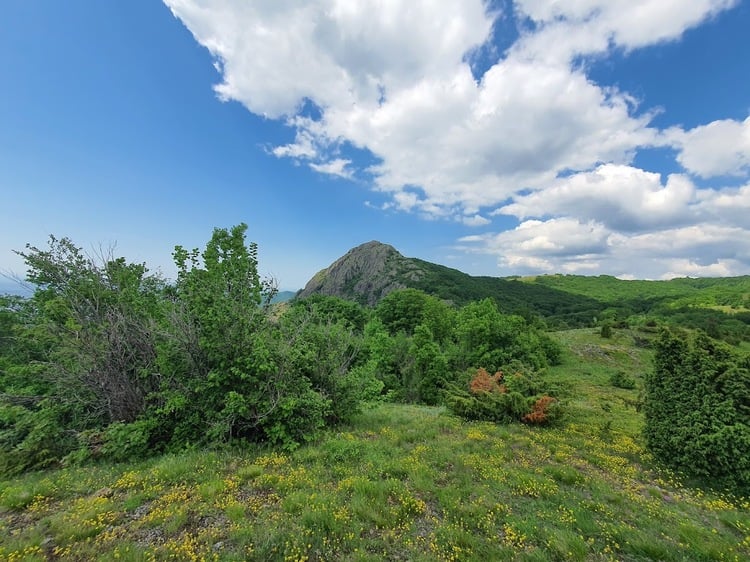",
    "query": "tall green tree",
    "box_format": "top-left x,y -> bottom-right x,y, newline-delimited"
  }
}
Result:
452,298 -> 558,373
410,324 -> 449,405
1,237 -> 166,474
17,237 -> 164,426
165,224 -> 361,448
376,288 -> 452,339
165,224 -> 284,443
